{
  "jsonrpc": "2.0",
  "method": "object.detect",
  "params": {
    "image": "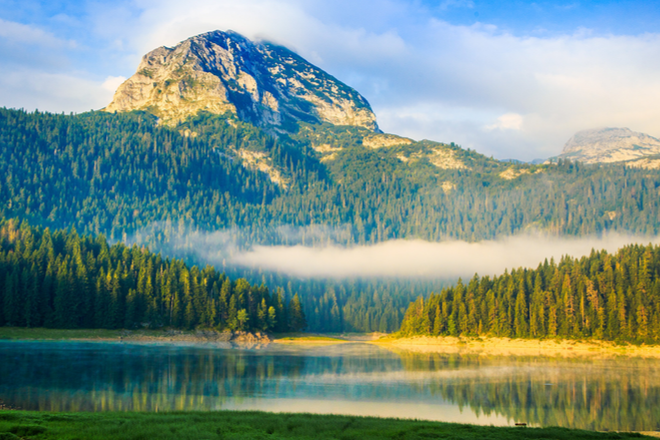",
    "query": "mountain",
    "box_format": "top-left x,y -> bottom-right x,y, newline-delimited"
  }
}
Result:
4,30 -> 660,246
556,127 -> 660,166
4,30 -> 660,333
105,30 -> 378,131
